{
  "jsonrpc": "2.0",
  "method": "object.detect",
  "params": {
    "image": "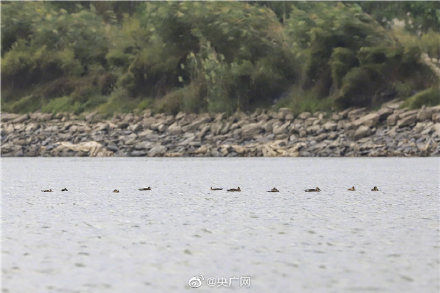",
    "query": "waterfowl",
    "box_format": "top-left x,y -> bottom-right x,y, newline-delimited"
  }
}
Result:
41,189 -> 53,193
371,186 -> 379,191
210,187 -> 223,191
348,186 -> 355,191
138,187 -> 151,191
267,187 -> 279,192
227,187 -> 241,192
113,189 -> 120,193
305,187 -> 321,192
61,188 -> 68,192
